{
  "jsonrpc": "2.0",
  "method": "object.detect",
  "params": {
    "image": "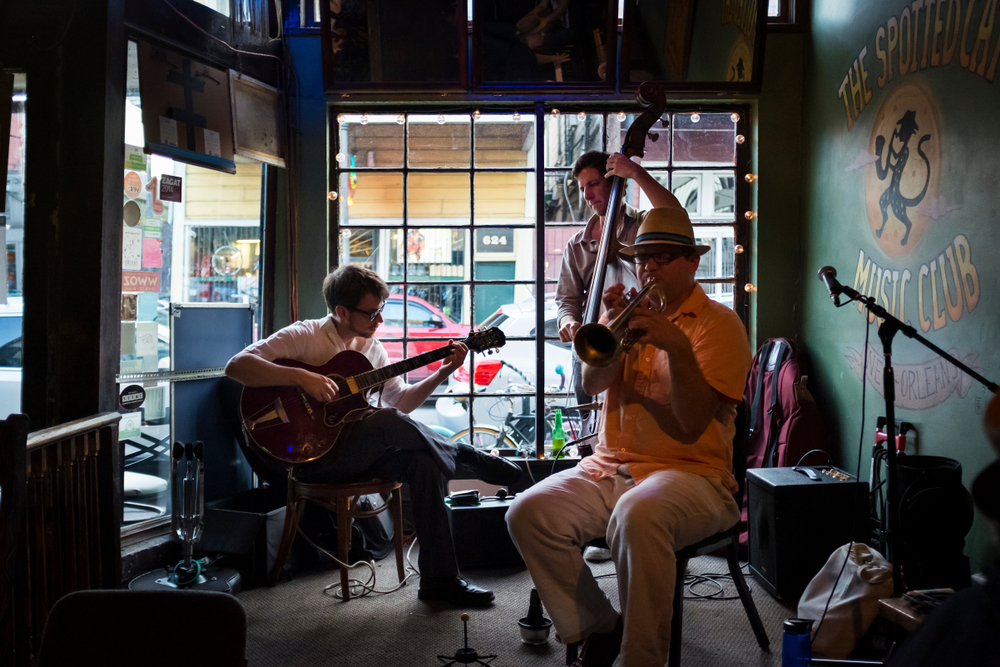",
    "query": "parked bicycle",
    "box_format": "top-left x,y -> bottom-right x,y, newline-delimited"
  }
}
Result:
446,360 -> 587,458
